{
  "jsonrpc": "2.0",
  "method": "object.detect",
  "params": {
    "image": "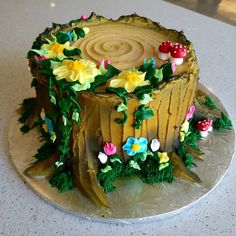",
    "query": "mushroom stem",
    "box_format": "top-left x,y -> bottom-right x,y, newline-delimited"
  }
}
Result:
158,52 -> 170,61
171,57 -> 183,65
